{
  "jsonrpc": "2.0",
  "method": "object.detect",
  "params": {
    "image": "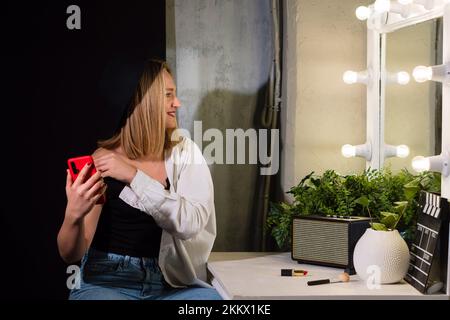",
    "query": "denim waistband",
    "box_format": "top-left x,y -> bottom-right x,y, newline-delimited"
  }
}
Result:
84,248 -> 160,272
